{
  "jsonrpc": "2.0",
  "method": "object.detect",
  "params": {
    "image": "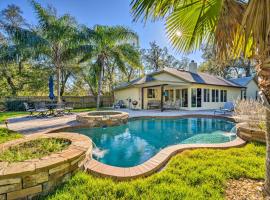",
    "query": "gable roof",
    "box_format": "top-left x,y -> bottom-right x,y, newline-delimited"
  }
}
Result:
114,67 -> 244,90
229,76 -> 255,87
